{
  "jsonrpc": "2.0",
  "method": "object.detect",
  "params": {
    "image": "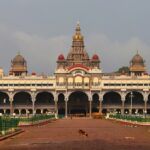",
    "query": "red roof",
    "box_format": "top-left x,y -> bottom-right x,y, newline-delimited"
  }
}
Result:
68,64 -> 89,71
92,54 -> 99,60
58,54 -> 65,61
32,72 -> 36,75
